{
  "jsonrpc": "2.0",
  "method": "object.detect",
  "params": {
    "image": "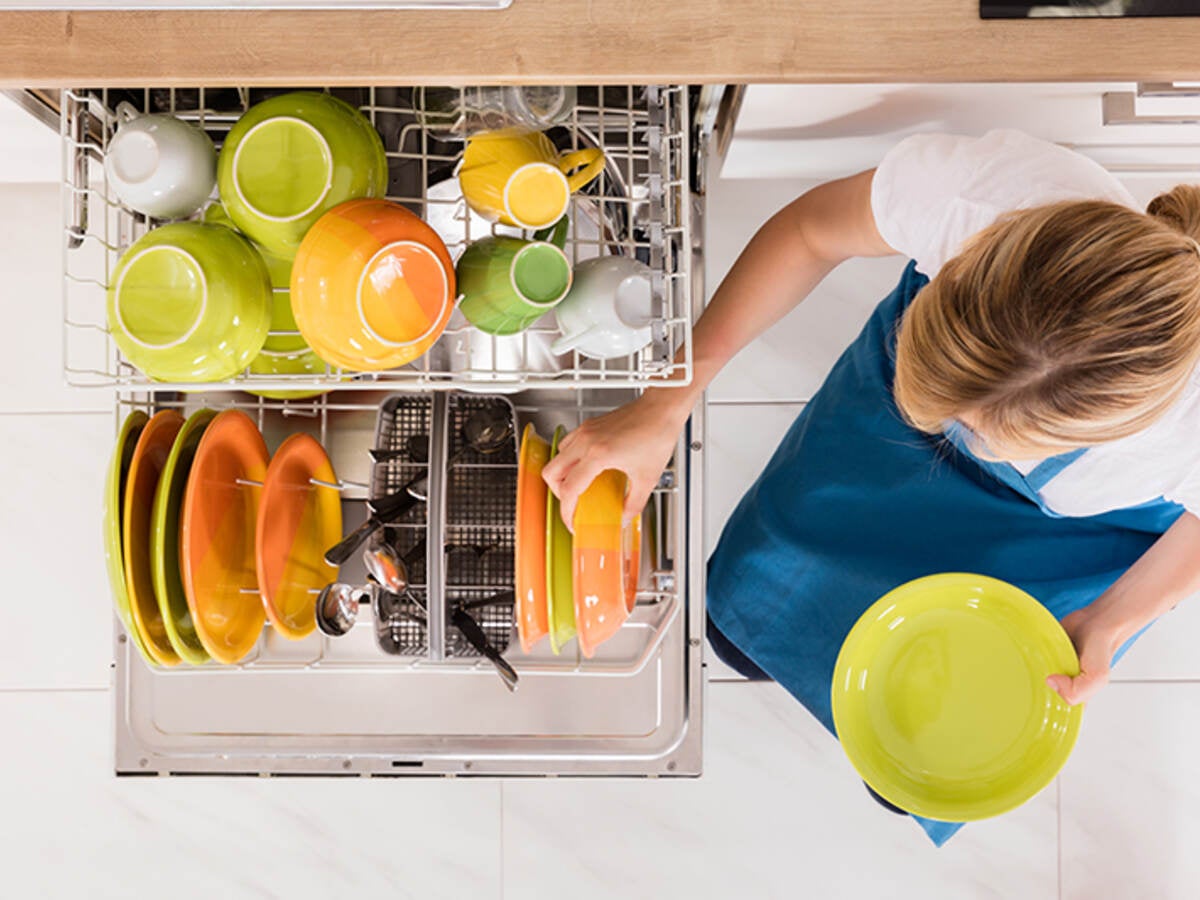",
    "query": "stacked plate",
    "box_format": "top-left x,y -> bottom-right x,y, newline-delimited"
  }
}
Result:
515,424 -> 641,657
103,408 -> 342,666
